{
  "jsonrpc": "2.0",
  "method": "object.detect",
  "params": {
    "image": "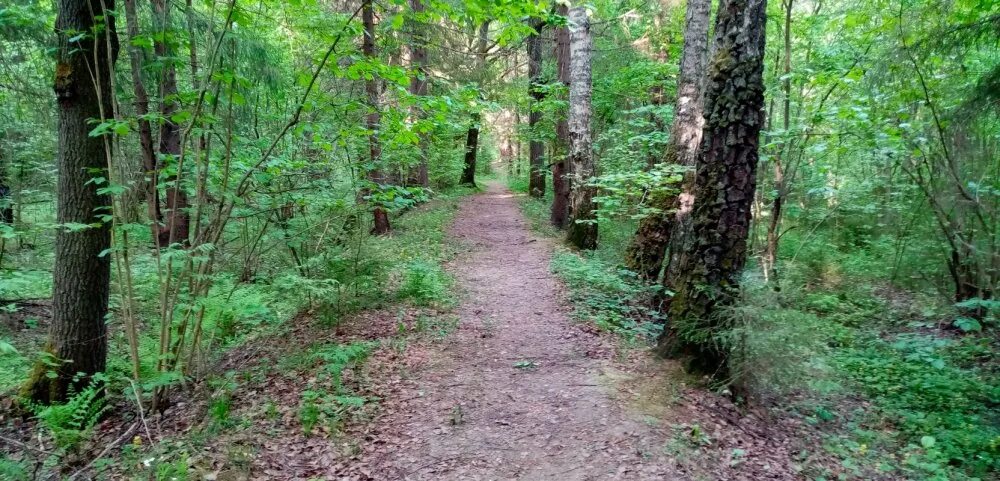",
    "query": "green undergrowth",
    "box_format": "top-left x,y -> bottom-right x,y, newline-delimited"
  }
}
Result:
509,176 -> 1000,480
0,187 -> 473,479
729,254 -> 1000,479
550,251 -> 663,343
125,189 -> 471,477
